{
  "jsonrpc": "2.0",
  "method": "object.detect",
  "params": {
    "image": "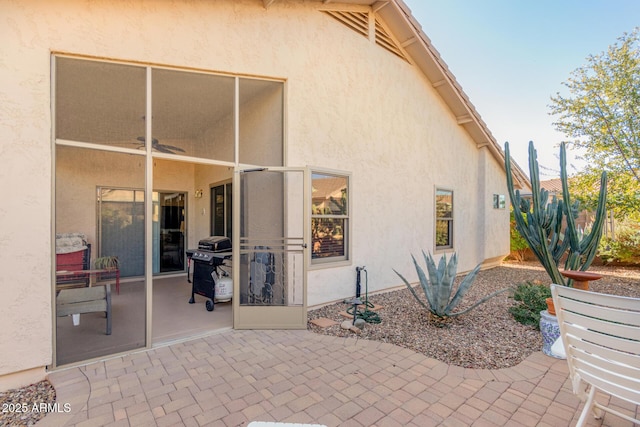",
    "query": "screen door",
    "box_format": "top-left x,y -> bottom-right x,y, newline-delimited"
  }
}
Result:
233,168 -> 307,329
